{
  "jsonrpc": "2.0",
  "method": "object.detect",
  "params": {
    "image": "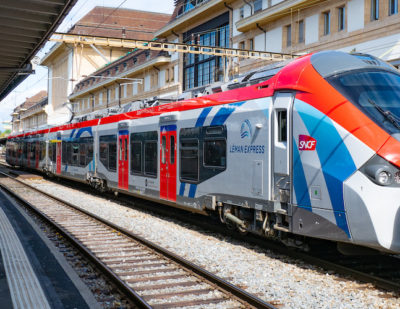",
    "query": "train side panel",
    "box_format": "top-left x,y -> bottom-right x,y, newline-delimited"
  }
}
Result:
178,98 -> 272,212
